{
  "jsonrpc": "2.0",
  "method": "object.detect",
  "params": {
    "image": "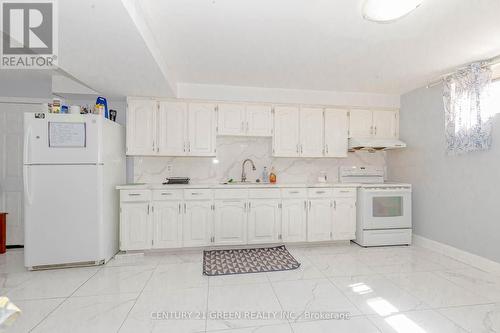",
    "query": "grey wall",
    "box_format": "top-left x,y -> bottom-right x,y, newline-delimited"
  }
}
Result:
0,71 -> 52,98
387,84 -> 500,263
